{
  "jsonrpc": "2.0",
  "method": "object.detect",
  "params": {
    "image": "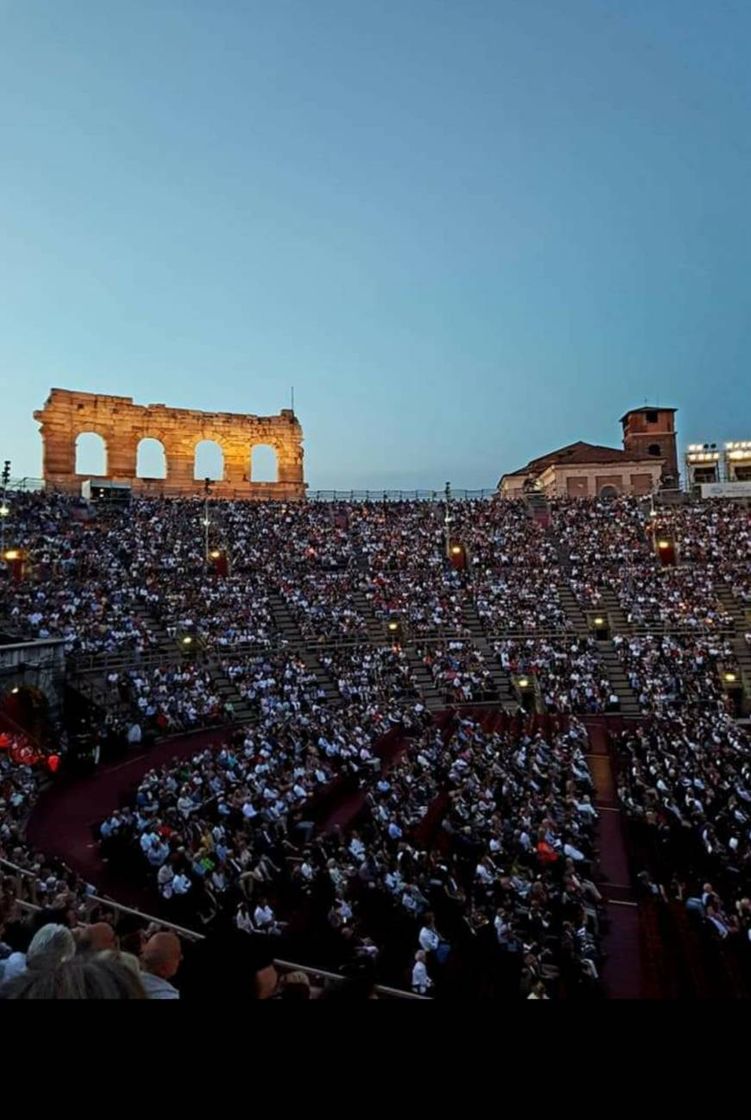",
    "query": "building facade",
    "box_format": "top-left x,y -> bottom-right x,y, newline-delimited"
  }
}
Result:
499,407 -> 677,499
